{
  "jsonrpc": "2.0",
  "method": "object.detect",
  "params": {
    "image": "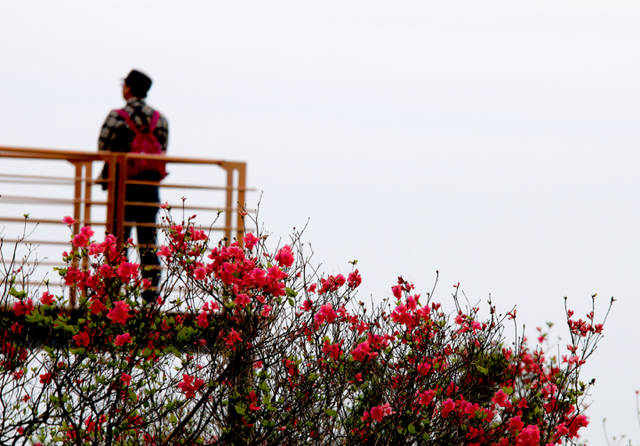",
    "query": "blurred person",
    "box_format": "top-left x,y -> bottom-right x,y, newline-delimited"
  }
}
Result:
98,69 -> 168,302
